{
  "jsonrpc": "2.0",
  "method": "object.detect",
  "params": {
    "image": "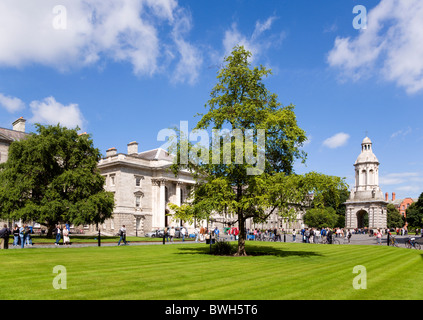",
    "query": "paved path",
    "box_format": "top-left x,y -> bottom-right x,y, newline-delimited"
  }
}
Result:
5,233 -> 423,249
